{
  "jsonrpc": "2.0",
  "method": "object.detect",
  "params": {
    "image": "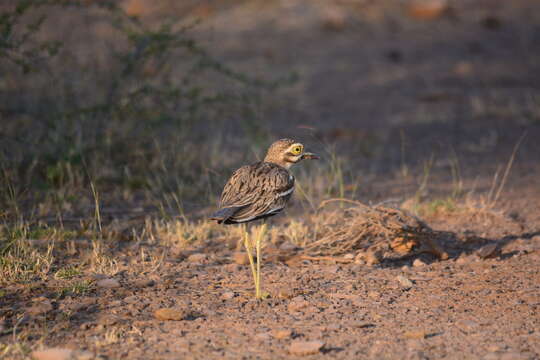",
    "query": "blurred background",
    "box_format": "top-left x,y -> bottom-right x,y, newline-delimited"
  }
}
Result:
1,0 -> 539,226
